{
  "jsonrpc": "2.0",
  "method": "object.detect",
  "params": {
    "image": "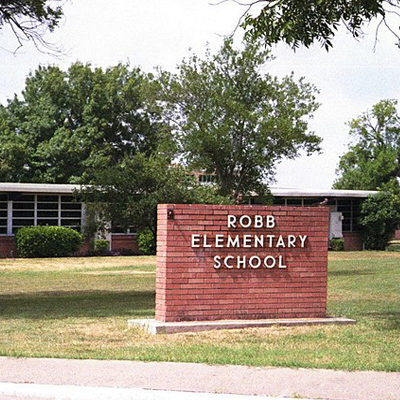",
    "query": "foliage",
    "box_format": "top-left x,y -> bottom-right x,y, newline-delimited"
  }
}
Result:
0,62 -> 169,184
82,153 -> 232,239
93,239 -> 110,256
334,99 -> 400,190
0,0 -> 63,53
359,191 -> 400,250
386,243 -> 400,252
329,237 -> 344,251
137,229 -> 156,255
153,38 -> 321,201
240,0 -> 400,50
15,226 -> 83,258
